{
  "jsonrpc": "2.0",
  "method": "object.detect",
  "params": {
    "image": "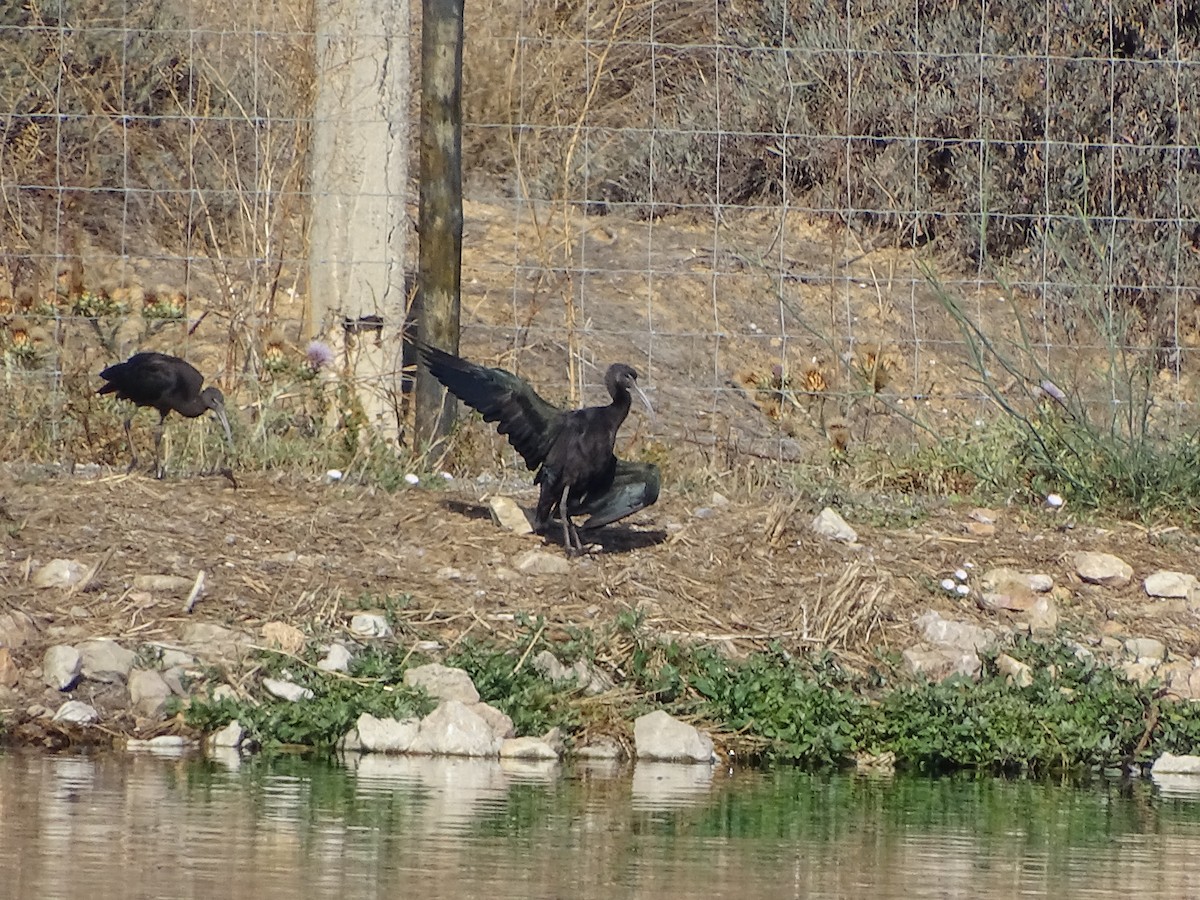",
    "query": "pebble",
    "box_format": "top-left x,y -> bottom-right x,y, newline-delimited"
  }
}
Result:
1074,551 -> 1133,588
32,559 -> 88,589
52,700 -> 98,725
317,643 -> 353,673
811,507 -> 858,543
42,645 -> 82,691
262,677 -> 314,702
515,550 -> 571,576
488,496 -> 533,535
404,473 -> 420,485
349,614 -> 392,639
